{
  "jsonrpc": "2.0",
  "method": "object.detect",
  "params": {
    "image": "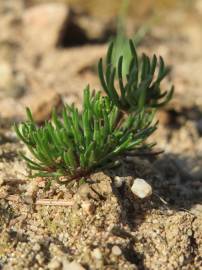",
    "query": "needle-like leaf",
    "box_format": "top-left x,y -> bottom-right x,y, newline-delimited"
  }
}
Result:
14,39 -> 174,181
